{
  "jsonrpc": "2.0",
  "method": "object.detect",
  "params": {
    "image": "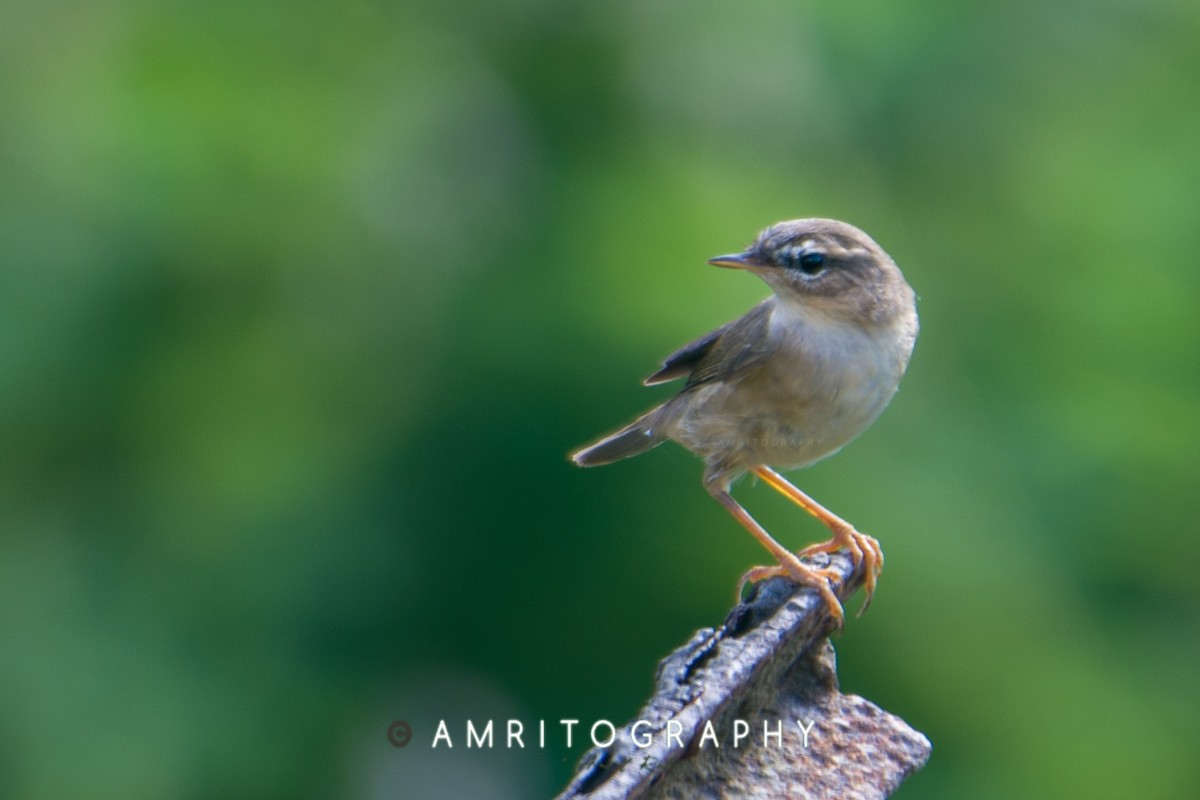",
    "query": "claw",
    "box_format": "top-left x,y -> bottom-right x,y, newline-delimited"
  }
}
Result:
752,466 -> 886,615
738,562 -> 845,628
736,564 -> 787,601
